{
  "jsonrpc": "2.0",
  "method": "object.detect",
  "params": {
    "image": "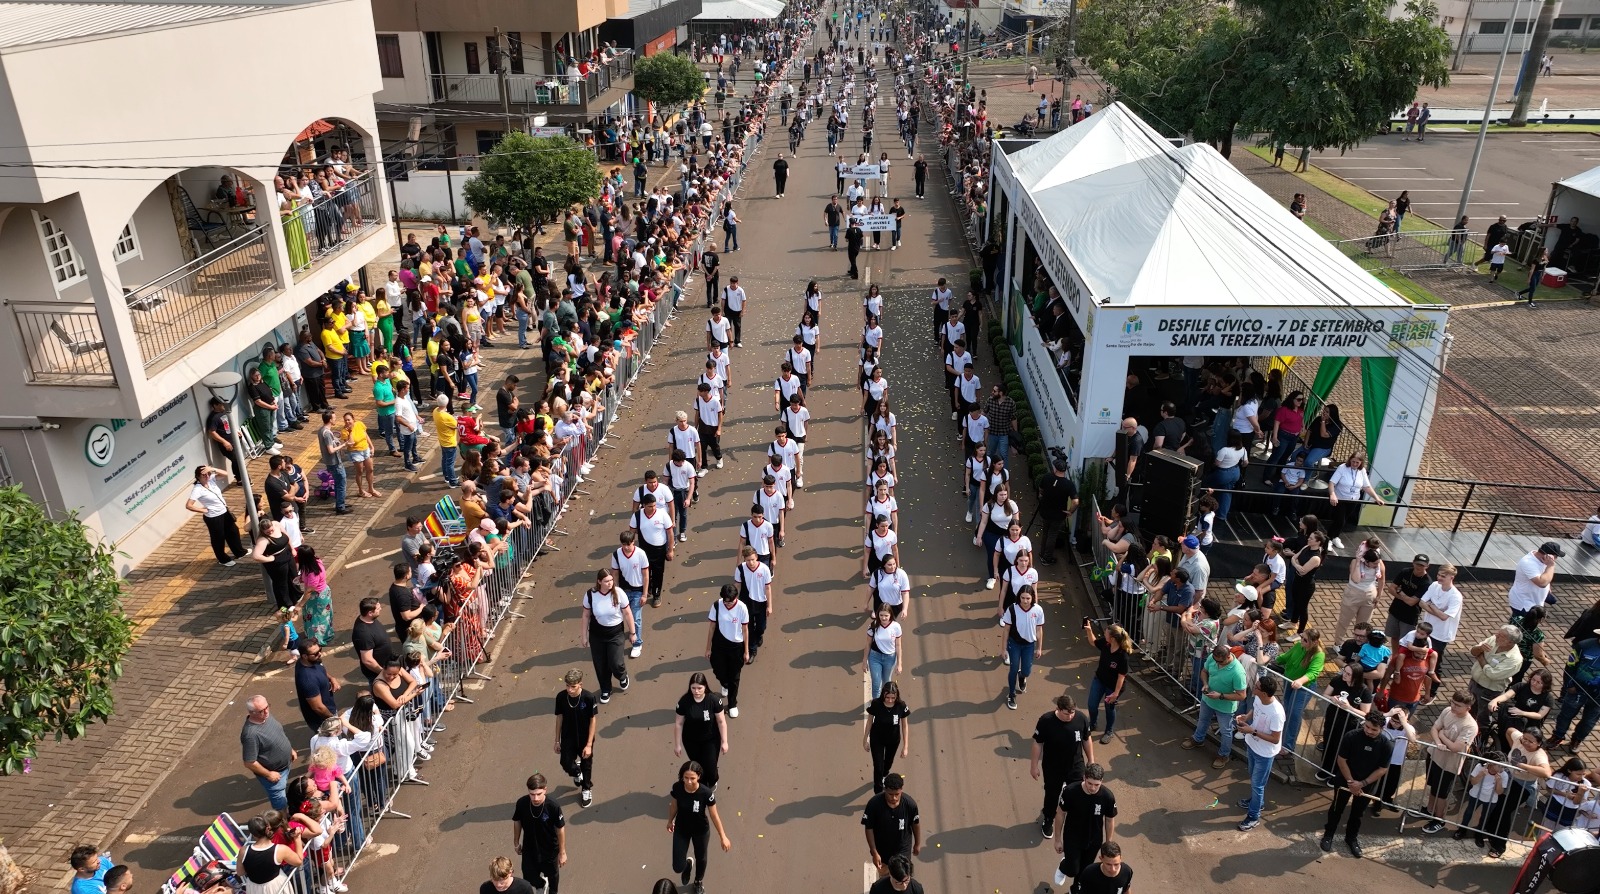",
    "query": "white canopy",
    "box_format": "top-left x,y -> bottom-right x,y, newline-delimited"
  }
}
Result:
1557,164 -> 1600,201
1004,103 -> 1412,309
695,0 -> 785,20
